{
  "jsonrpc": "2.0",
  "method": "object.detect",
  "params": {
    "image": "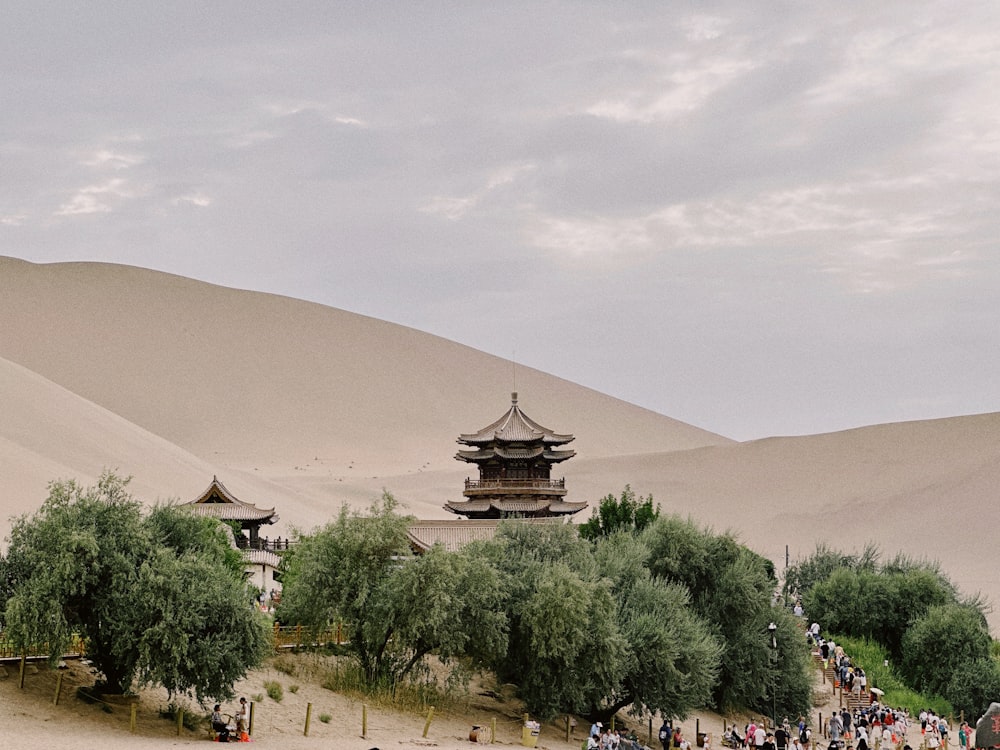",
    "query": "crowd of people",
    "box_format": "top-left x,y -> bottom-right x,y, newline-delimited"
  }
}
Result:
584,617 -> 978,750
587,720 -> 650,750
808,621 -> 975,750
